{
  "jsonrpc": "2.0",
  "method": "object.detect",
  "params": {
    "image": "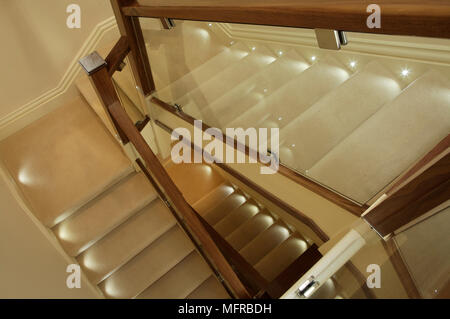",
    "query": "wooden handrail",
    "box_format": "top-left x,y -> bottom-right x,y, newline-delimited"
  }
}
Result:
151,96 -> 365,216
136,158 -> 235,297
386,134 -> 450,197
107,100 -> 251,299
154,119 -> 329,243
364,151 -> 450,237
105,36 -> 131,76
121,0 -> 450,39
